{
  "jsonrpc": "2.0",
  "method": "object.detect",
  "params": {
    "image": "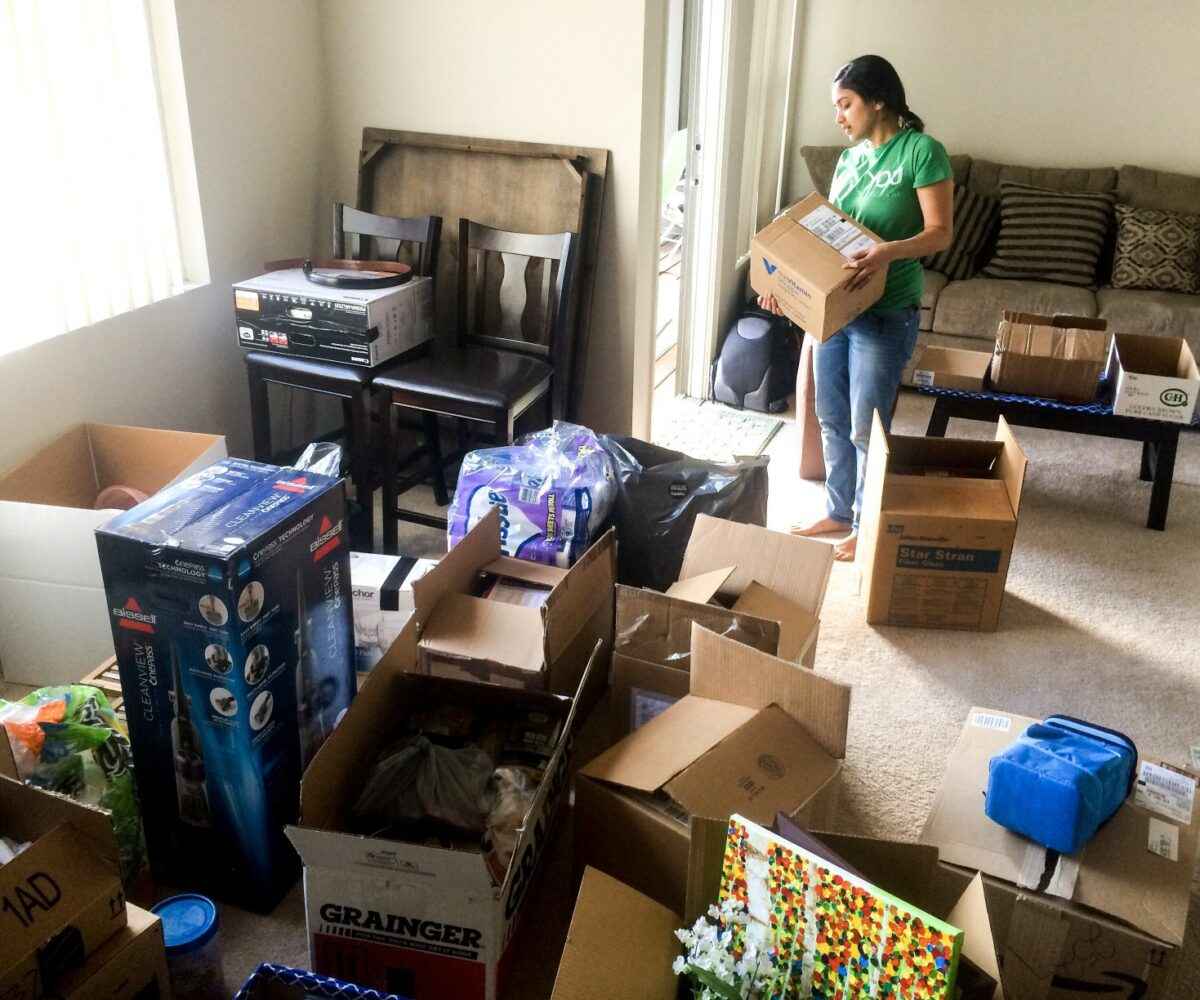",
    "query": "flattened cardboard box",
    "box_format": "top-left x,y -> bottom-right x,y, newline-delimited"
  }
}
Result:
611,515 -> 831,738
990,312 -> 1109,403
1106,333 -> 1200,425
857,411 -> 1027,631
912,345 -> 992,393
0,748 -> 127,1000
749,192 -> 886,341
0,423 -> 226,684
54,904 -> 169,1000
576,622 -> 850,915
415,509 -> 614,702
287,592 -> 602,1000
922,706 -> 1200,999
